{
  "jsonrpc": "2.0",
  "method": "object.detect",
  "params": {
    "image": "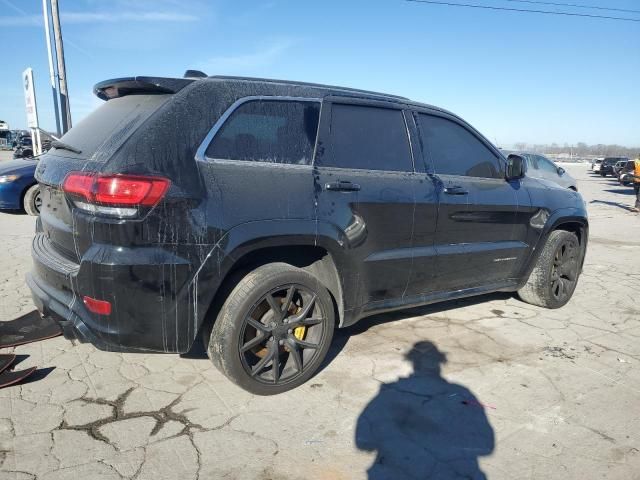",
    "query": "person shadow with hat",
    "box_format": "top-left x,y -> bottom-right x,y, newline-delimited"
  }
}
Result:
356,341 -> 495,479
